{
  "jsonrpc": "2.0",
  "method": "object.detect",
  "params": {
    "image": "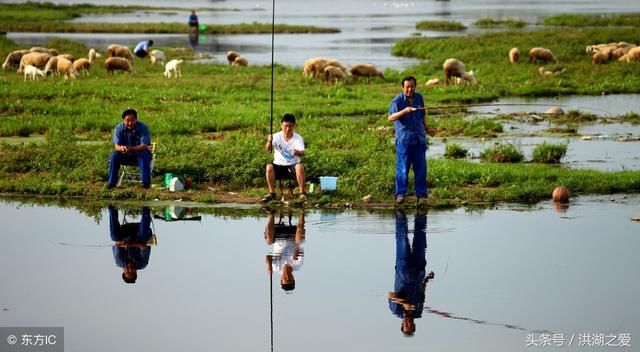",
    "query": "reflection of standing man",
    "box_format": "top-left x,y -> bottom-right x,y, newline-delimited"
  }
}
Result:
265,210 -> 305,291
388,210 -> 434,336
109,206 -> 152,284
